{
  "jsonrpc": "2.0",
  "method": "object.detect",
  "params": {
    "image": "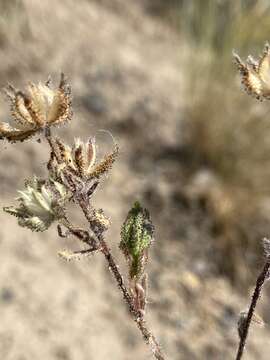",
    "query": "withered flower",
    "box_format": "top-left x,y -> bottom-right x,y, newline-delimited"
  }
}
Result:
0,73 -> 72,142
51,137 -> 119,180
3,177 -> 69,231
233,43 -> 270,100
